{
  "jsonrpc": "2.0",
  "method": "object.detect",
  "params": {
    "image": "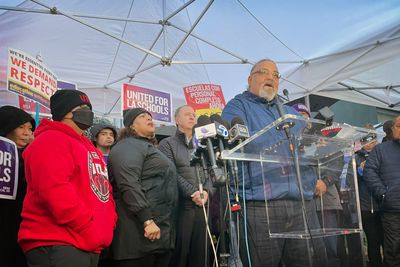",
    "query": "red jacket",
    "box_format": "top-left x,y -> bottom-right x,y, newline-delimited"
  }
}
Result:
18,118 -> 117,254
